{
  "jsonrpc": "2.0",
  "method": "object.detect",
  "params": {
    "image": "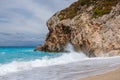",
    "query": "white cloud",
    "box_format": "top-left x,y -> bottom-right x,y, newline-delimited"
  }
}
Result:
0,0 -> 53,34
0,0 -> 76,46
